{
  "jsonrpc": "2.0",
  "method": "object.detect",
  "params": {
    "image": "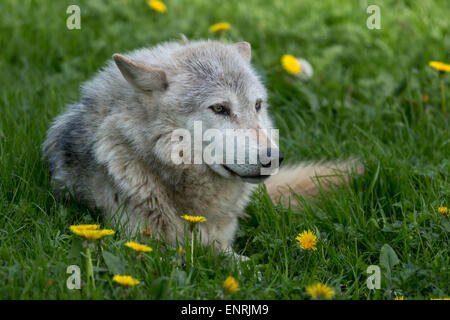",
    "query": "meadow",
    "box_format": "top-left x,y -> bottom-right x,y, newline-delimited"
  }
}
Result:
0,0 -> 449,299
